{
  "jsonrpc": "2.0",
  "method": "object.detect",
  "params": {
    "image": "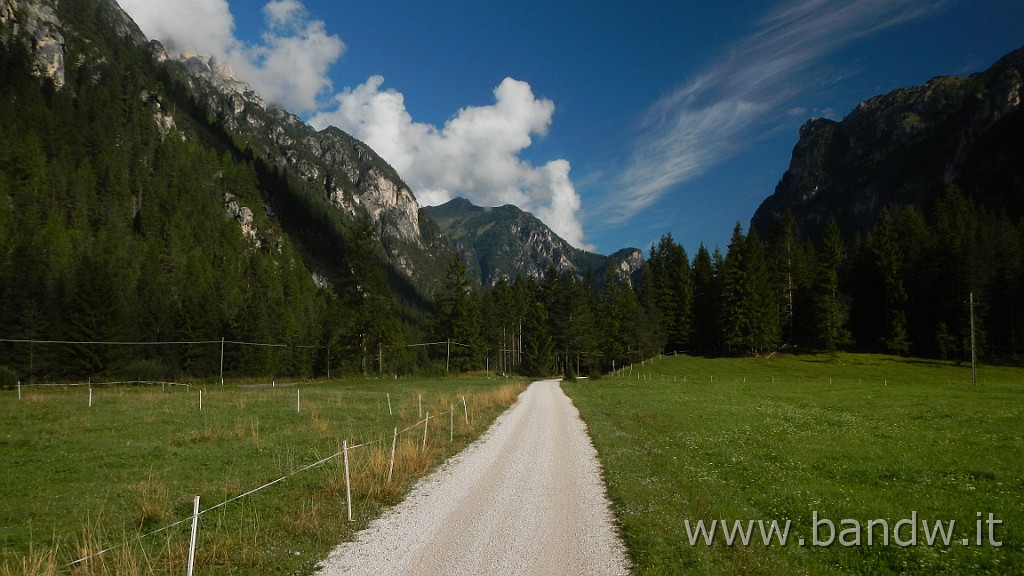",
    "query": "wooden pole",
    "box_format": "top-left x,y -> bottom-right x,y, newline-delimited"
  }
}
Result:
970,292 -> 978,387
